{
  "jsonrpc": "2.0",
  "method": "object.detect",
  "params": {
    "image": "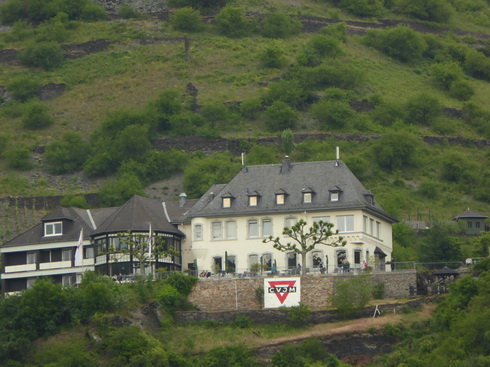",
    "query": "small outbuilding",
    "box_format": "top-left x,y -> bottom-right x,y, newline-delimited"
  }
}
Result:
453,209 -> 488,235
